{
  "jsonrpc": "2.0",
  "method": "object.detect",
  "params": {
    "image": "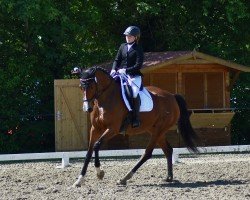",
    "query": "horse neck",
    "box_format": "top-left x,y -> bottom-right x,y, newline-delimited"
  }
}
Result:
95,70 -> 120,108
